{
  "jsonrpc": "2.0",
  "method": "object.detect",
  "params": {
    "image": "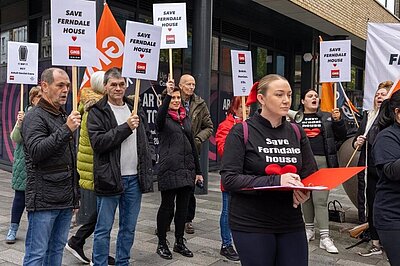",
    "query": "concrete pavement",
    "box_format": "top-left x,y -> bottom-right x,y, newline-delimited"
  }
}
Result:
0,169 -> 390,265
